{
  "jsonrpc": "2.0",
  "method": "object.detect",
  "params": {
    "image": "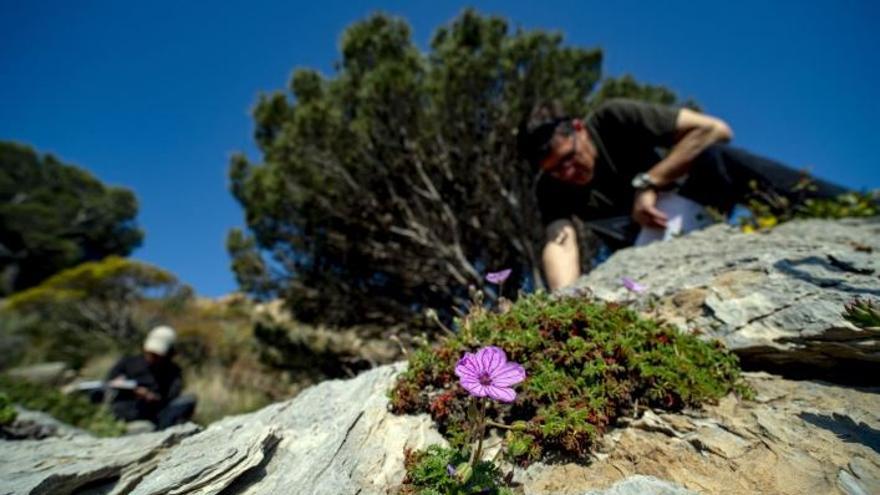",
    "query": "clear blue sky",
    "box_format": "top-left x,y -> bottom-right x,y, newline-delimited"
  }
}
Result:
2,1 -> 878,297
